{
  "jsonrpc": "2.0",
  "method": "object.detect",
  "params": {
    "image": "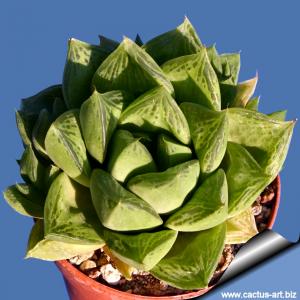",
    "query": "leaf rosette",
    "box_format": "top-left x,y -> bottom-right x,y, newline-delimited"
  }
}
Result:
4,17 -> 295,290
